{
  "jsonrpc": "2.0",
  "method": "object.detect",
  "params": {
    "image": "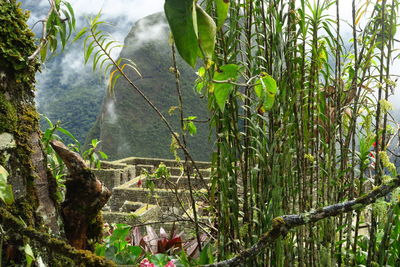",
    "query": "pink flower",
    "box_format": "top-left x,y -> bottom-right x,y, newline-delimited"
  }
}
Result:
164,260 -> 176,267
140,258 -> 155,267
